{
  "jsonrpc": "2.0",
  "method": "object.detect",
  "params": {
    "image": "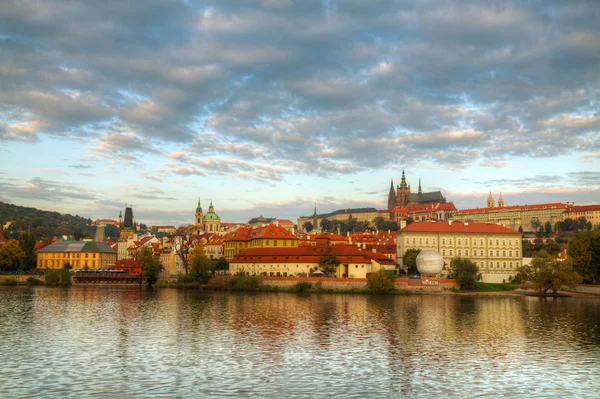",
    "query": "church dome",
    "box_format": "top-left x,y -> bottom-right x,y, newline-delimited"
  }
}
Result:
203,212 -> 220,221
